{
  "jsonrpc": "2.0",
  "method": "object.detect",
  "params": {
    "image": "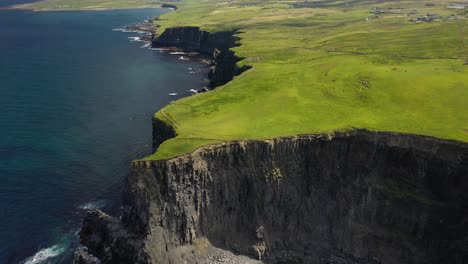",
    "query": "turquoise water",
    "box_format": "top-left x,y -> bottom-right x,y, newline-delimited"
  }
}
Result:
0,7 -> 207,263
